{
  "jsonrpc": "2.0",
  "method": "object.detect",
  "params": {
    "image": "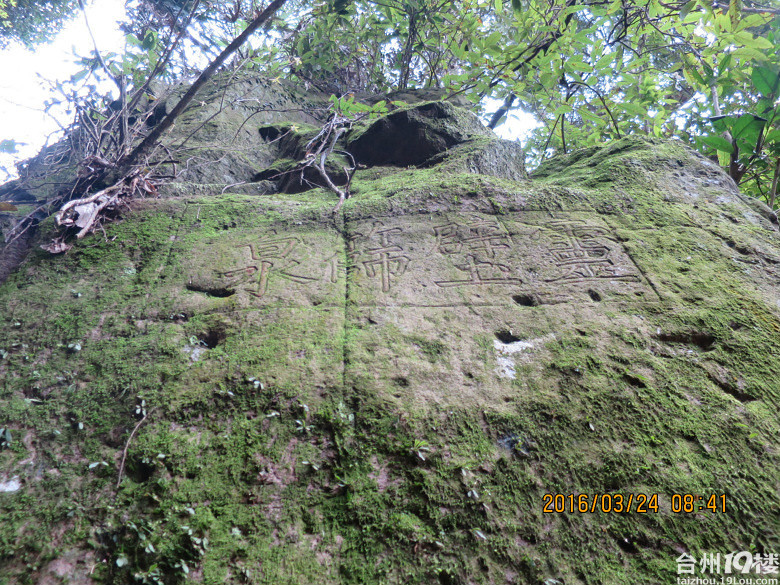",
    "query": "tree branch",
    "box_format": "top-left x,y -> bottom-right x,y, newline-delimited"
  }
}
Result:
713,1 -> 780,14
122,0 -> 288,167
